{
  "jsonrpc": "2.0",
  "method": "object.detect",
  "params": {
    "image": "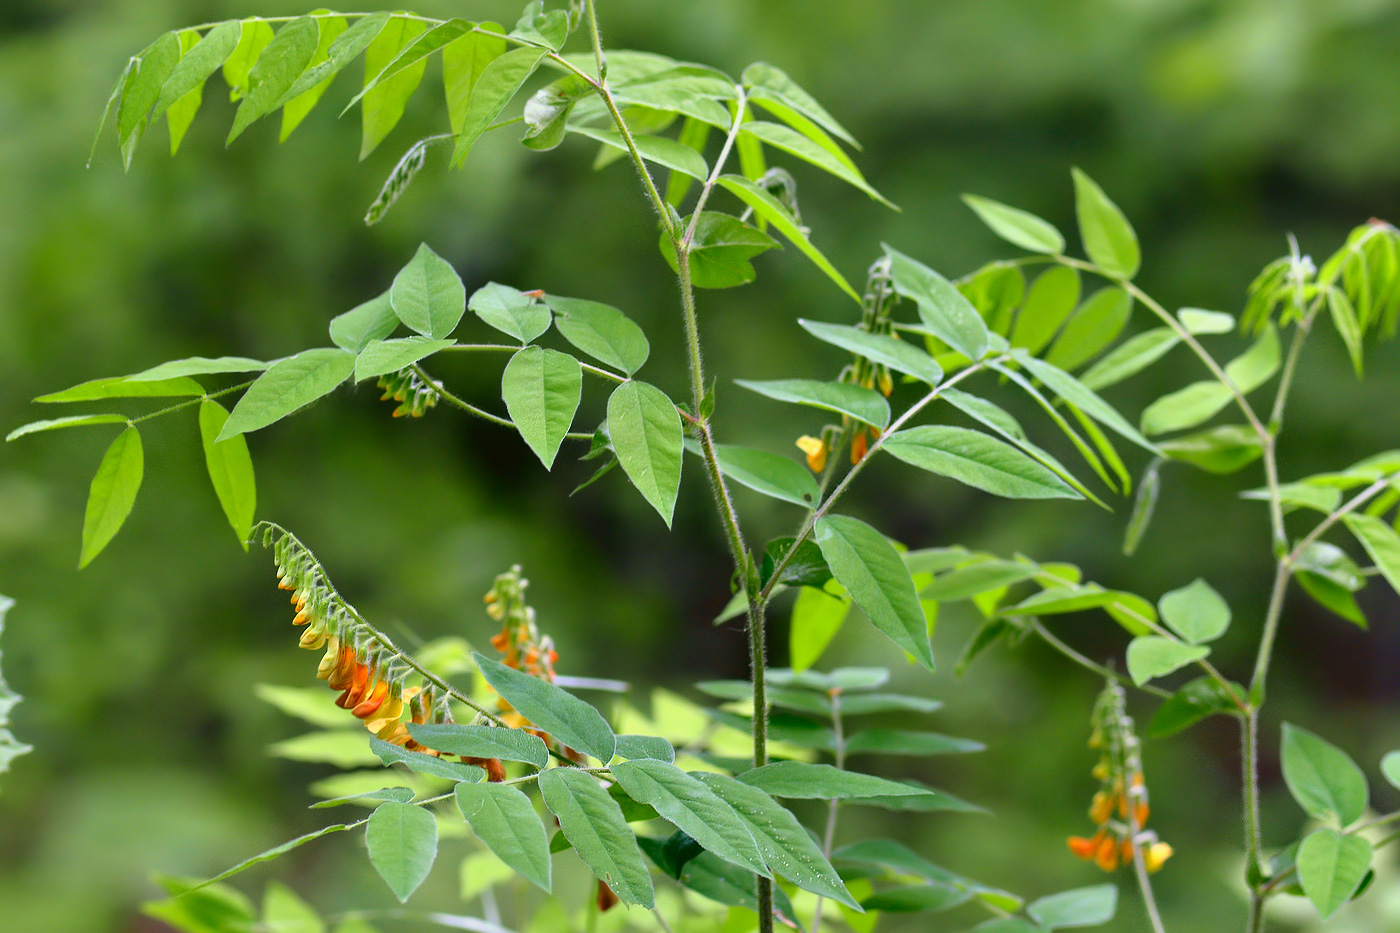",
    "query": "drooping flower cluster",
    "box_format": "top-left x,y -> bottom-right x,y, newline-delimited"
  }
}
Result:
376,367 -> 441,418
1067,679 -> 1173,874
795,255 -> 898,473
